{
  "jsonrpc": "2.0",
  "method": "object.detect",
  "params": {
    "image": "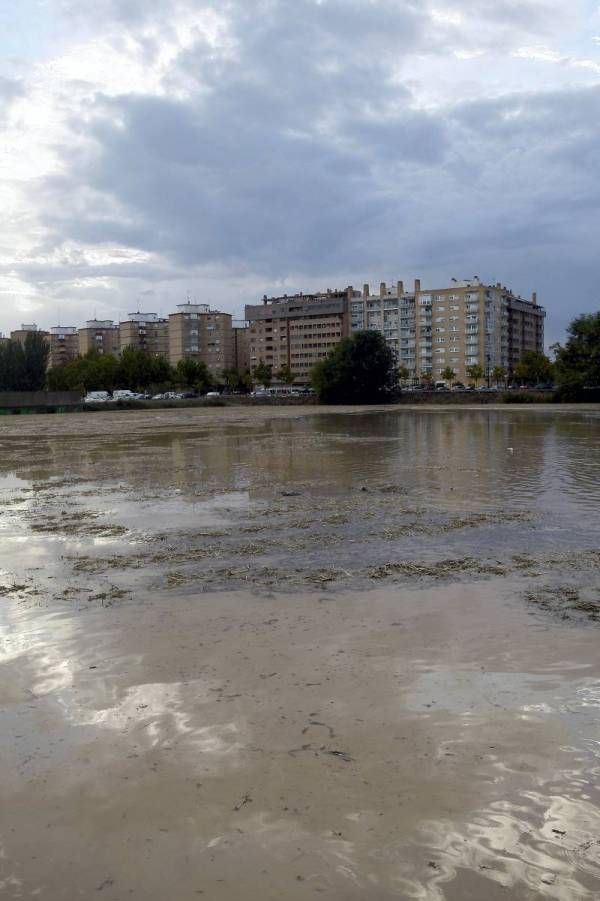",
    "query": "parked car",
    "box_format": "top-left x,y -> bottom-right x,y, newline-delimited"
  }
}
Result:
112,389 -> 138,401
206,391 -> 221,397
84,391 -> 110,403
